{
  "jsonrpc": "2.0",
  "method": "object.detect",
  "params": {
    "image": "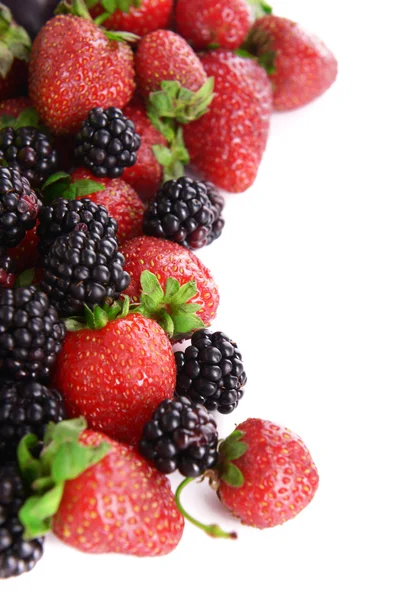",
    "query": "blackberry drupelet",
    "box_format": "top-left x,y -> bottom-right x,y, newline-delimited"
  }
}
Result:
0,380 -> 65,460
0,286 -> 65,381
37,197 -> 118,257
0,247 -> 15,288
75,107 -> 141,178
142,177 -> 225,250
175,330 -> 247,415
139,396 -> 218,477
0,126 -> 58,189
0,462 -> 44,579
0,167 -> 39,248
41,229 -> 130,316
